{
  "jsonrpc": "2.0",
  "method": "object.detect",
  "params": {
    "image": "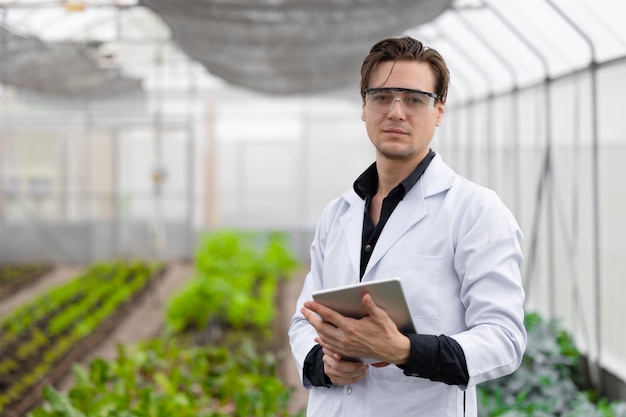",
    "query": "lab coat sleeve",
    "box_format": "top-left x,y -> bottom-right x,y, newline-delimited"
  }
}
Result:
288,199 -> 335,389
450,188 -> 527,388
